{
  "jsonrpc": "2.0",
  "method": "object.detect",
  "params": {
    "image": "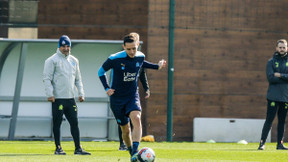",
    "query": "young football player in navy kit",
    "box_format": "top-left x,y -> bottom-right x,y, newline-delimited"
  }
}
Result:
98,33 -> 166,161
118,32 -> 151,151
